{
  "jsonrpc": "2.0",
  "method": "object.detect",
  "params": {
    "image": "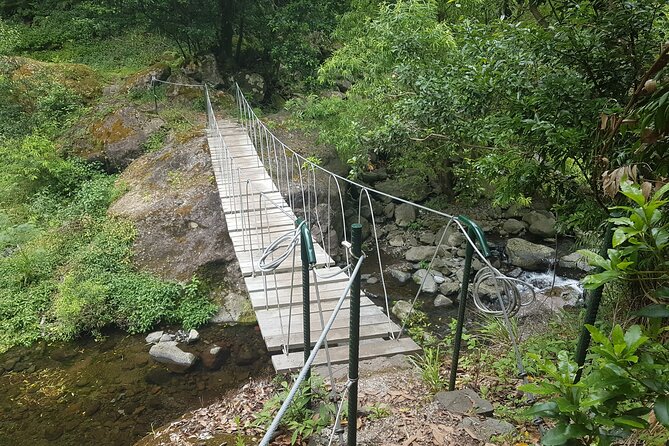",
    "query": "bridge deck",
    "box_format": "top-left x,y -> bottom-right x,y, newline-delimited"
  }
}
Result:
207,120 -> 420,373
